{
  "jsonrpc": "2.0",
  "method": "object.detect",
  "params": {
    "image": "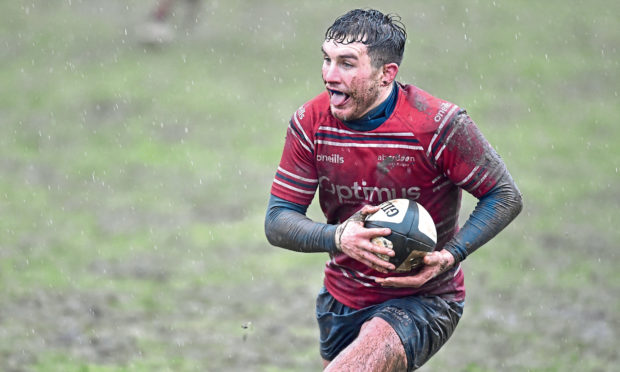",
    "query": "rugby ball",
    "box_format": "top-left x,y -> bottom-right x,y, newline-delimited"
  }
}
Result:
364,199 -> 437,272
